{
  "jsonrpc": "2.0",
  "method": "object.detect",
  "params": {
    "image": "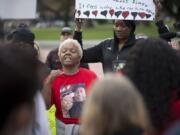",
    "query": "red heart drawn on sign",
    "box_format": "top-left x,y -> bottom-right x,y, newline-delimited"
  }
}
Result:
92,10 -> 98,17
138,12 -> 146,19
109,9 -> 115,17
122,11 -> 129,19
